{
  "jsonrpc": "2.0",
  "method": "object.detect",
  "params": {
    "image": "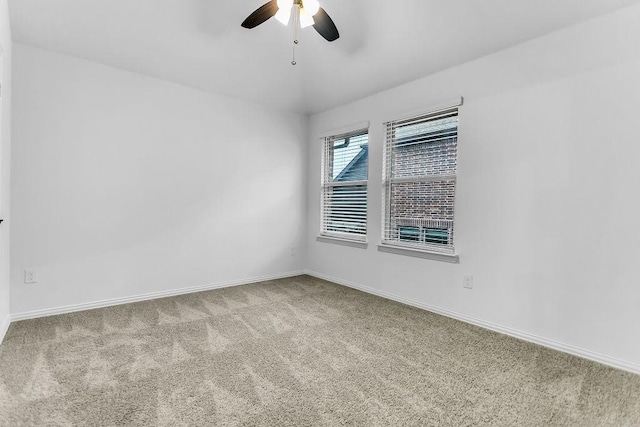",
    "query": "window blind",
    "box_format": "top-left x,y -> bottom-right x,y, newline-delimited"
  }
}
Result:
321,129 -> 369,240
382,108 -> 458,253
